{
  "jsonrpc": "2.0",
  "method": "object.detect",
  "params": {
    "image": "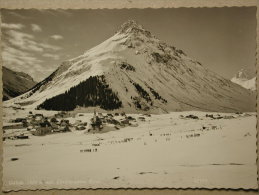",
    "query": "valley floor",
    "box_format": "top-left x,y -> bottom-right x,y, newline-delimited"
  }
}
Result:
2,110 -> 258,190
